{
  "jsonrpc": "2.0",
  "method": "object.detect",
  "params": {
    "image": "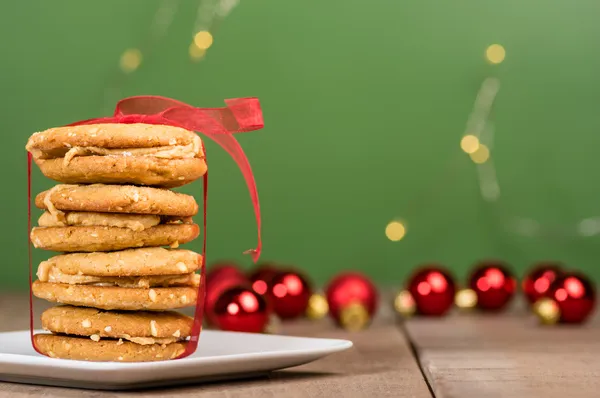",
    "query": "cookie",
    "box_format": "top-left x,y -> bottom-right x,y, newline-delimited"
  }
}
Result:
35,157 -> 206,188
32,281 -> 197,310
36,184 -> 198,217
27,123 -> 201,152
34,334 -> 186,362
30,224 -> 199,252
41,305 -> 192,341
38,248 -> 201,277
26,123 -> 207,188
